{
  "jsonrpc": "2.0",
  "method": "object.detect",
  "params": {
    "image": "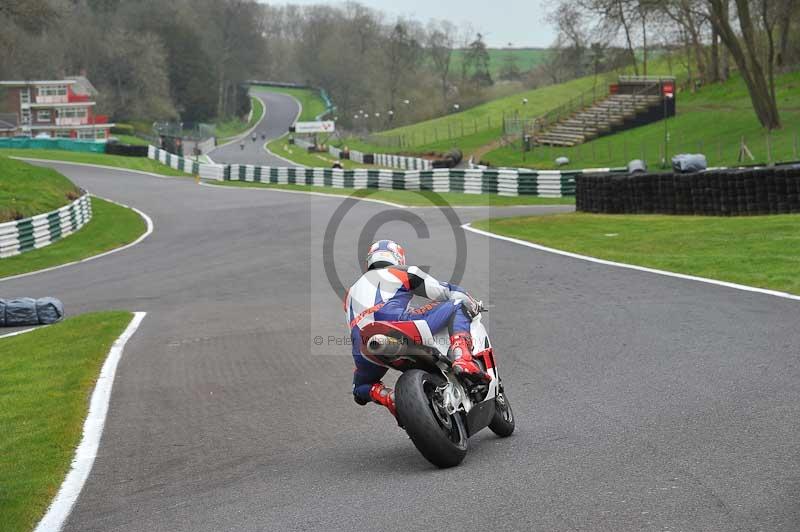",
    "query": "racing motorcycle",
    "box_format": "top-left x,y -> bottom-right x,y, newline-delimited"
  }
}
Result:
361,306 -> 514,468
